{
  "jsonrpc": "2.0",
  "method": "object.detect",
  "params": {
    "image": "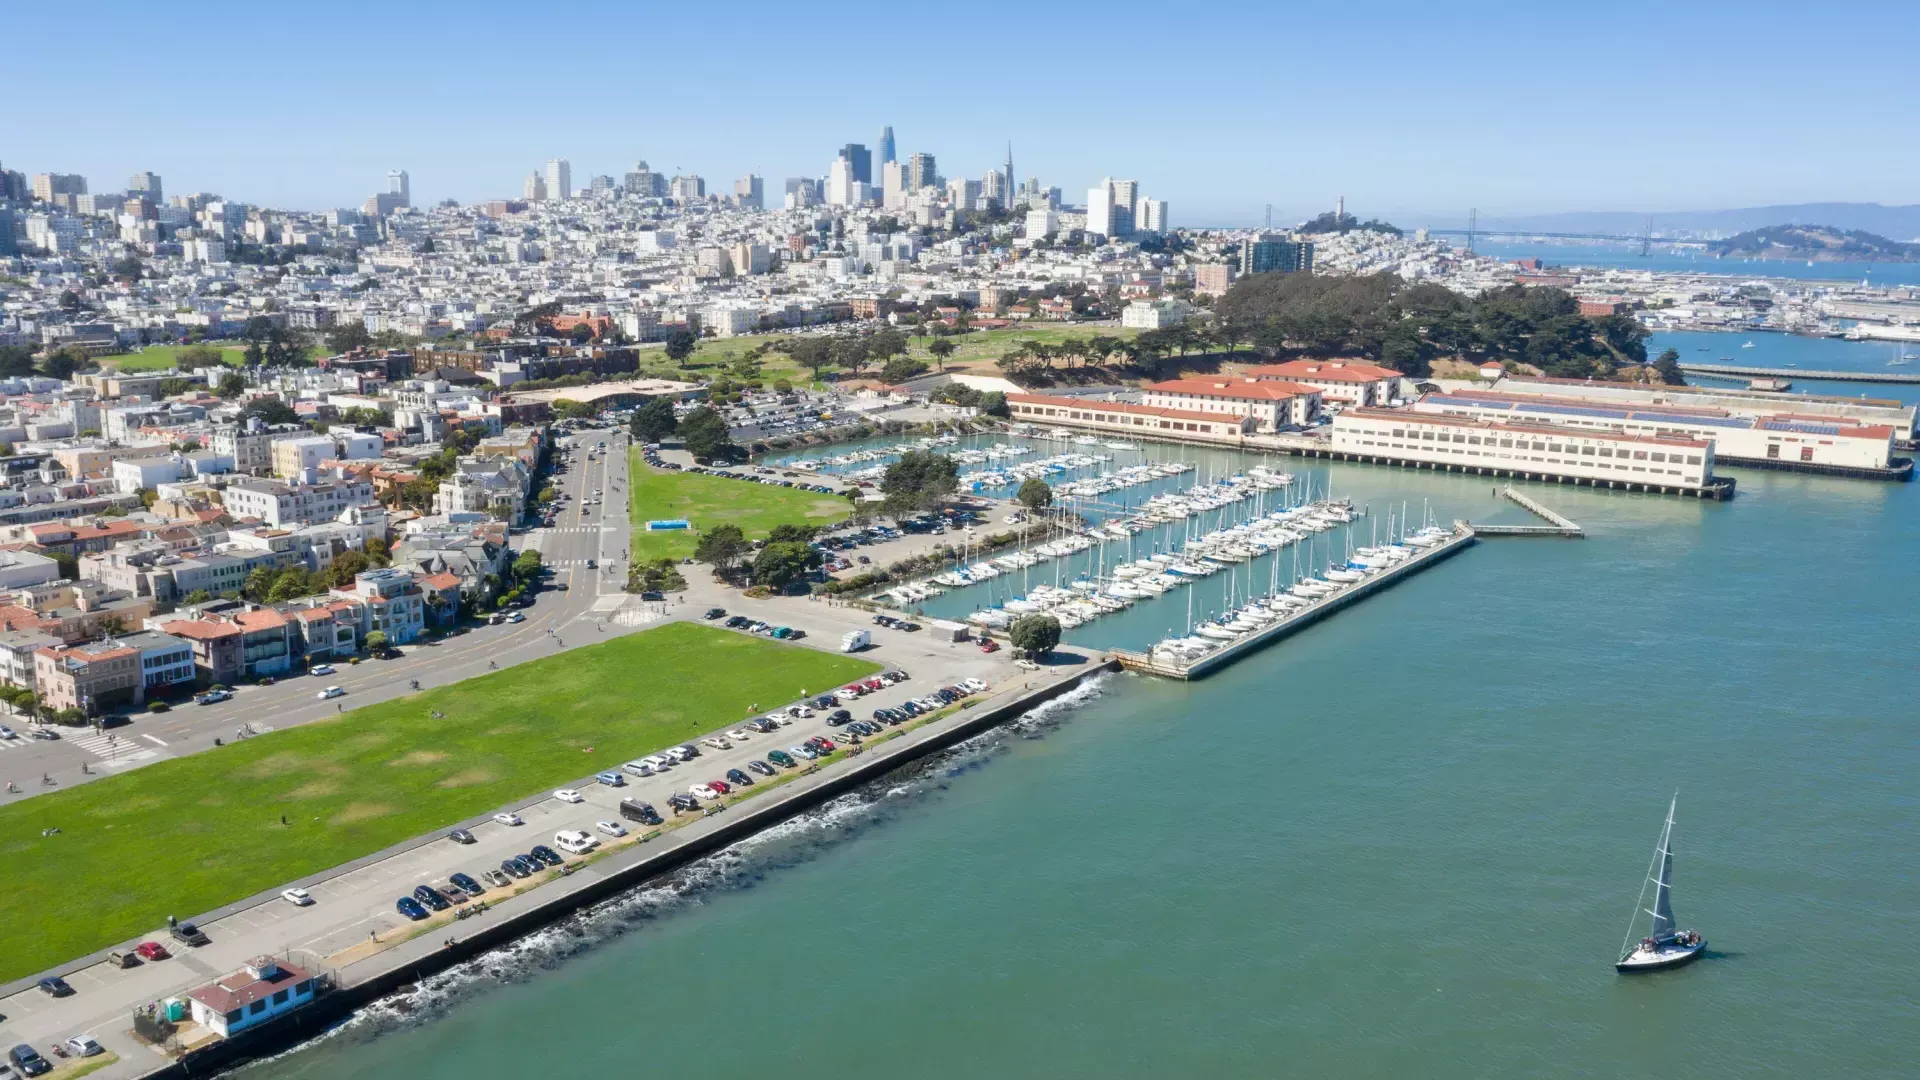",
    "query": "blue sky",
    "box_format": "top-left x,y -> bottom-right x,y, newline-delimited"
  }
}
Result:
7,0 -> 1918,227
